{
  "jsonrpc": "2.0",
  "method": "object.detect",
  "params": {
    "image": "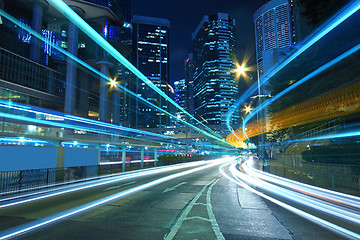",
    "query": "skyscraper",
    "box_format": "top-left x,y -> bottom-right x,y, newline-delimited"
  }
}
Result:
192,13 -> 238,126
254,0 -> 294,77
174,78 -> 187,121
184,53 -> 194,122
132,15 -> 170,128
